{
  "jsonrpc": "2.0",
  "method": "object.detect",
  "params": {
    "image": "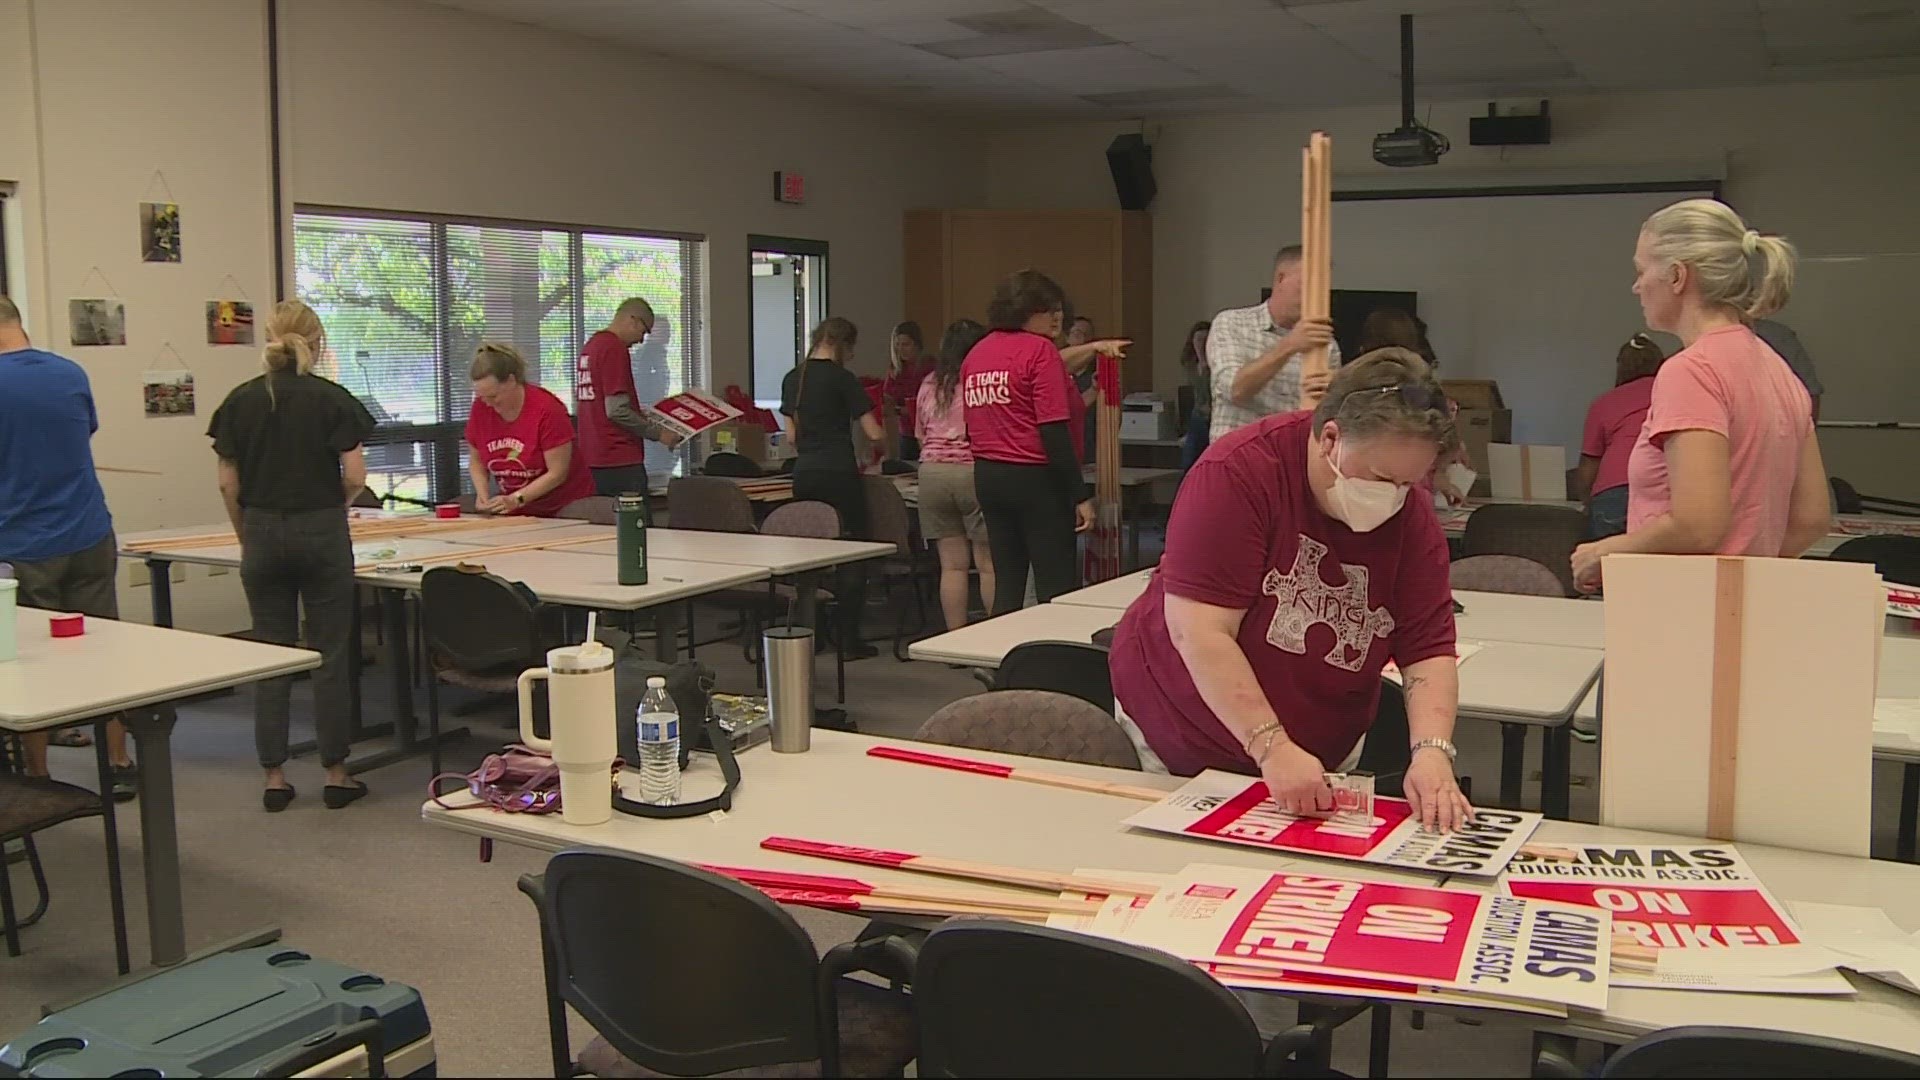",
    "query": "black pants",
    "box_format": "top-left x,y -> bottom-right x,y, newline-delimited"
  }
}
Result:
591,463 -> 653,522
792,468 -> 869,646
975,459 -> 1079,613
240,507 -> 357,769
